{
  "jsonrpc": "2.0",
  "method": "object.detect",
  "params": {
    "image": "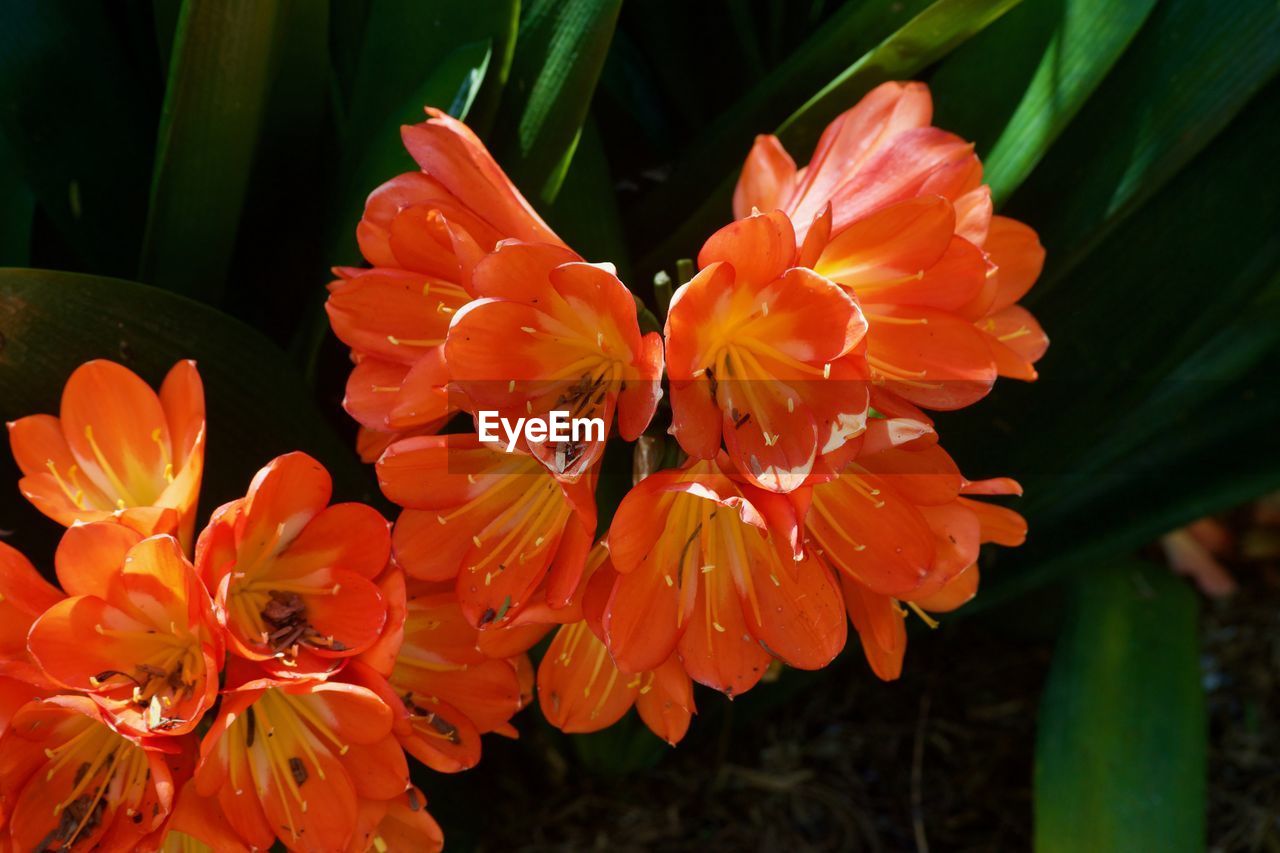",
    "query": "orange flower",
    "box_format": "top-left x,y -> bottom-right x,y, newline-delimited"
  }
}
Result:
155,777 -> 251,852
538,556 -> 694,744
376,433 -> 595,628
0,541 -> 63,687
7,359 -> 205,546
194,665 -> 409,852
349,786 -> 443,853
734,81 -> 1047,412
328,108 -> 568,460
603,456 -> 846,697
196,452 -> 391,677
445,241 -> 665,479
667,210 -> 870,491
28,524 -> 222,737
0,695 -> 174,851
803,418 -> 1026,679
350,585 -> 530,773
